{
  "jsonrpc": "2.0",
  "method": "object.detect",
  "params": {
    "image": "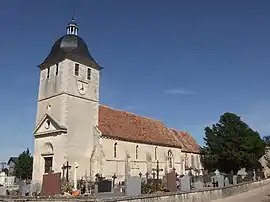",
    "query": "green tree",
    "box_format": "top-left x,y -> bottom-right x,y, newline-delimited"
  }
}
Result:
201,112 -> 265,174
14,148 -> 33,180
